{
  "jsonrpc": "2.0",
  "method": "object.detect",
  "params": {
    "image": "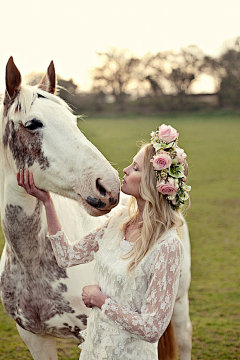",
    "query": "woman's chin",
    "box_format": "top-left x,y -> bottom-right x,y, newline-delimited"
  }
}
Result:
121,187 -> 130,196
121,186 -> 126,194
121,186 -> 140,199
